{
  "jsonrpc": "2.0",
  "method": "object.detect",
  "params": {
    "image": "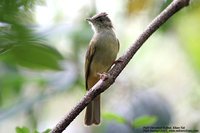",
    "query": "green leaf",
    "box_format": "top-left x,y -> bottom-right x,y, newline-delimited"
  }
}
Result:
0,43 -> 63,70
16,127 -> 51,133
16,127 -> 30,133
0,23 -> 63,70
131,115 -> 157,128
42,129 -> 51,133
102,112 -> 126,124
